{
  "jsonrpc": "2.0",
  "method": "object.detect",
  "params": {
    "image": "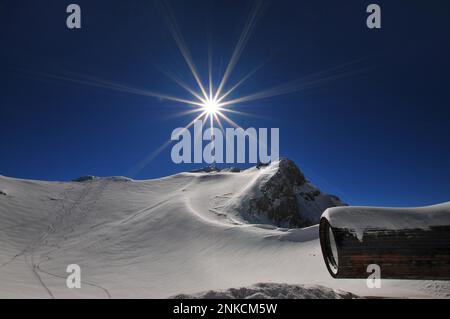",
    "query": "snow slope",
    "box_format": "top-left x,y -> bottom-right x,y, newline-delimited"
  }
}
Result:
0,160 -> 449,298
